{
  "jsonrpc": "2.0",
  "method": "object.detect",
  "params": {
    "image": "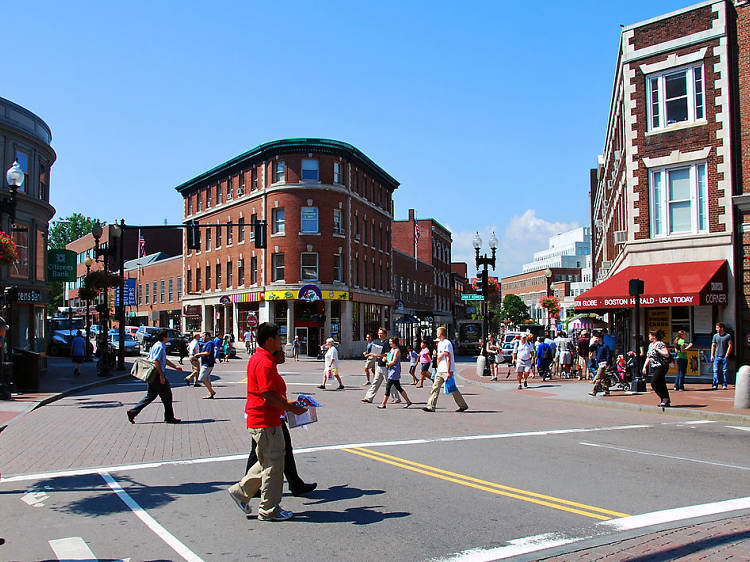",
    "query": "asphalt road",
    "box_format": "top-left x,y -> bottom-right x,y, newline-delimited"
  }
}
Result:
1,355 -> 750,561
